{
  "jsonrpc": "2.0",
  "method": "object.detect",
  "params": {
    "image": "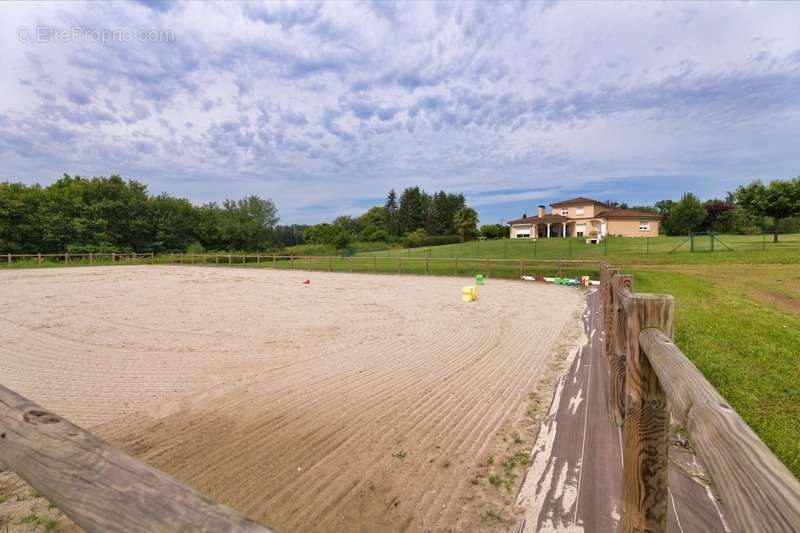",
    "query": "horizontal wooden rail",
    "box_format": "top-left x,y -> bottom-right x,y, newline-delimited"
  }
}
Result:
639,329 -> 800,532
600,262 -> 800,532
0,385 -> 272,532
